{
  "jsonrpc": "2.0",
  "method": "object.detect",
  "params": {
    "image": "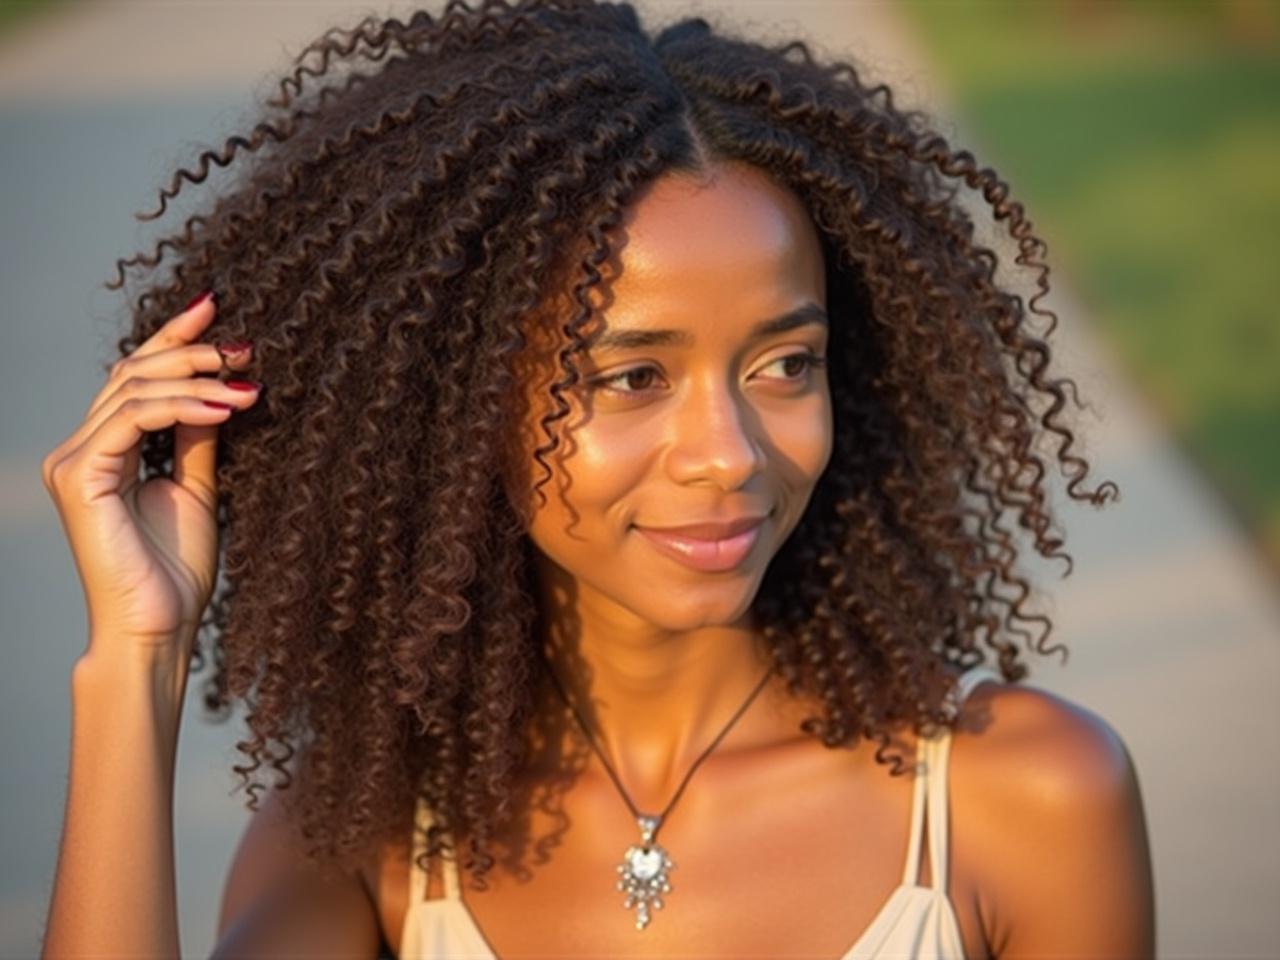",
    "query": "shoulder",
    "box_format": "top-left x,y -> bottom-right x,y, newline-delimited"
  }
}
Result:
954,675 -> 1137,801
950,675 -> 1156,957
214,785 -> 385,957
